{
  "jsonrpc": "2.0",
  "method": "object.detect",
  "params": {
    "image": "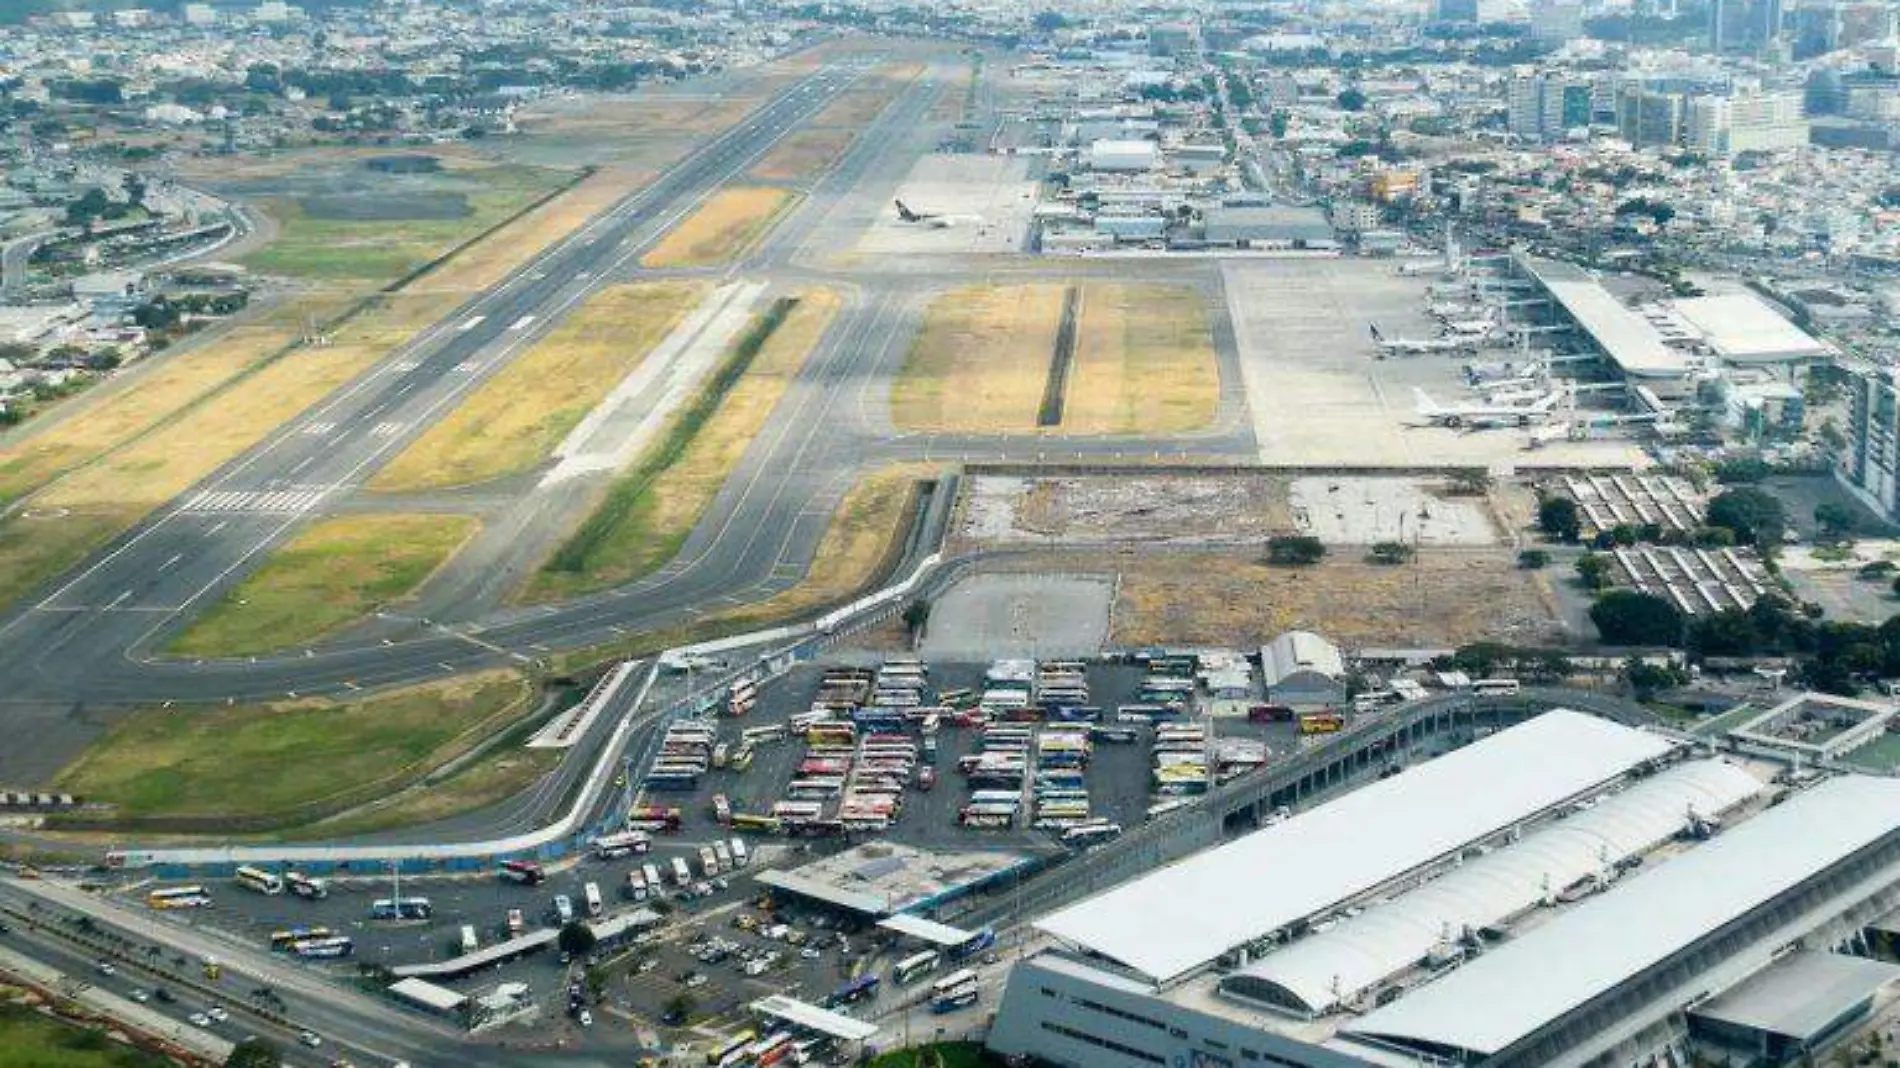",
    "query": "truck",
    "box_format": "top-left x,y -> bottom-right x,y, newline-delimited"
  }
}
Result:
459,925 -> 479,954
